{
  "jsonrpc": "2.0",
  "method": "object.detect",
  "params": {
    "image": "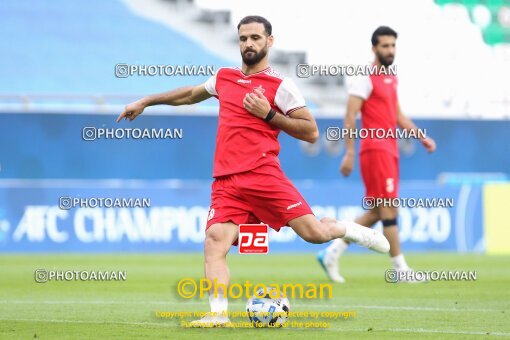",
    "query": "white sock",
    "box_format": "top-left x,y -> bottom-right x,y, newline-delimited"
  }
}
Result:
326,238 -> 349,261
209,294 -> 228,316
391,254 -> 410,270
337,220 -> 352,238
338,220 -> 366,240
